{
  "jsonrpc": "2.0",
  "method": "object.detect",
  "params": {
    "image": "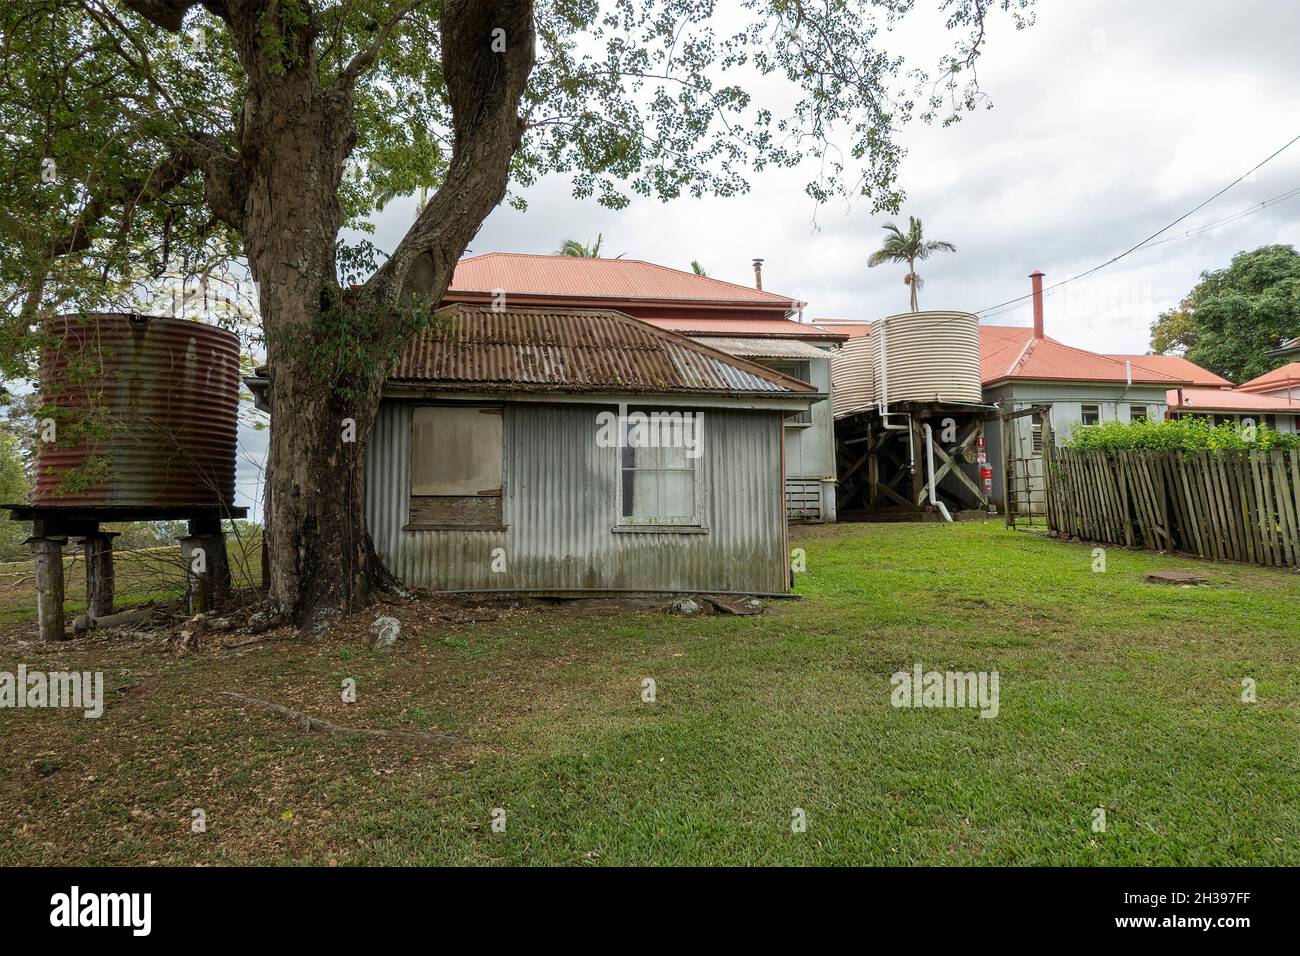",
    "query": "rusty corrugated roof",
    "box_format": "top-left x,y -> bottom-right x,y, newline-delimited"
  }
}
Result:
449,252 -> 800,306
391,305 -> 818,396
